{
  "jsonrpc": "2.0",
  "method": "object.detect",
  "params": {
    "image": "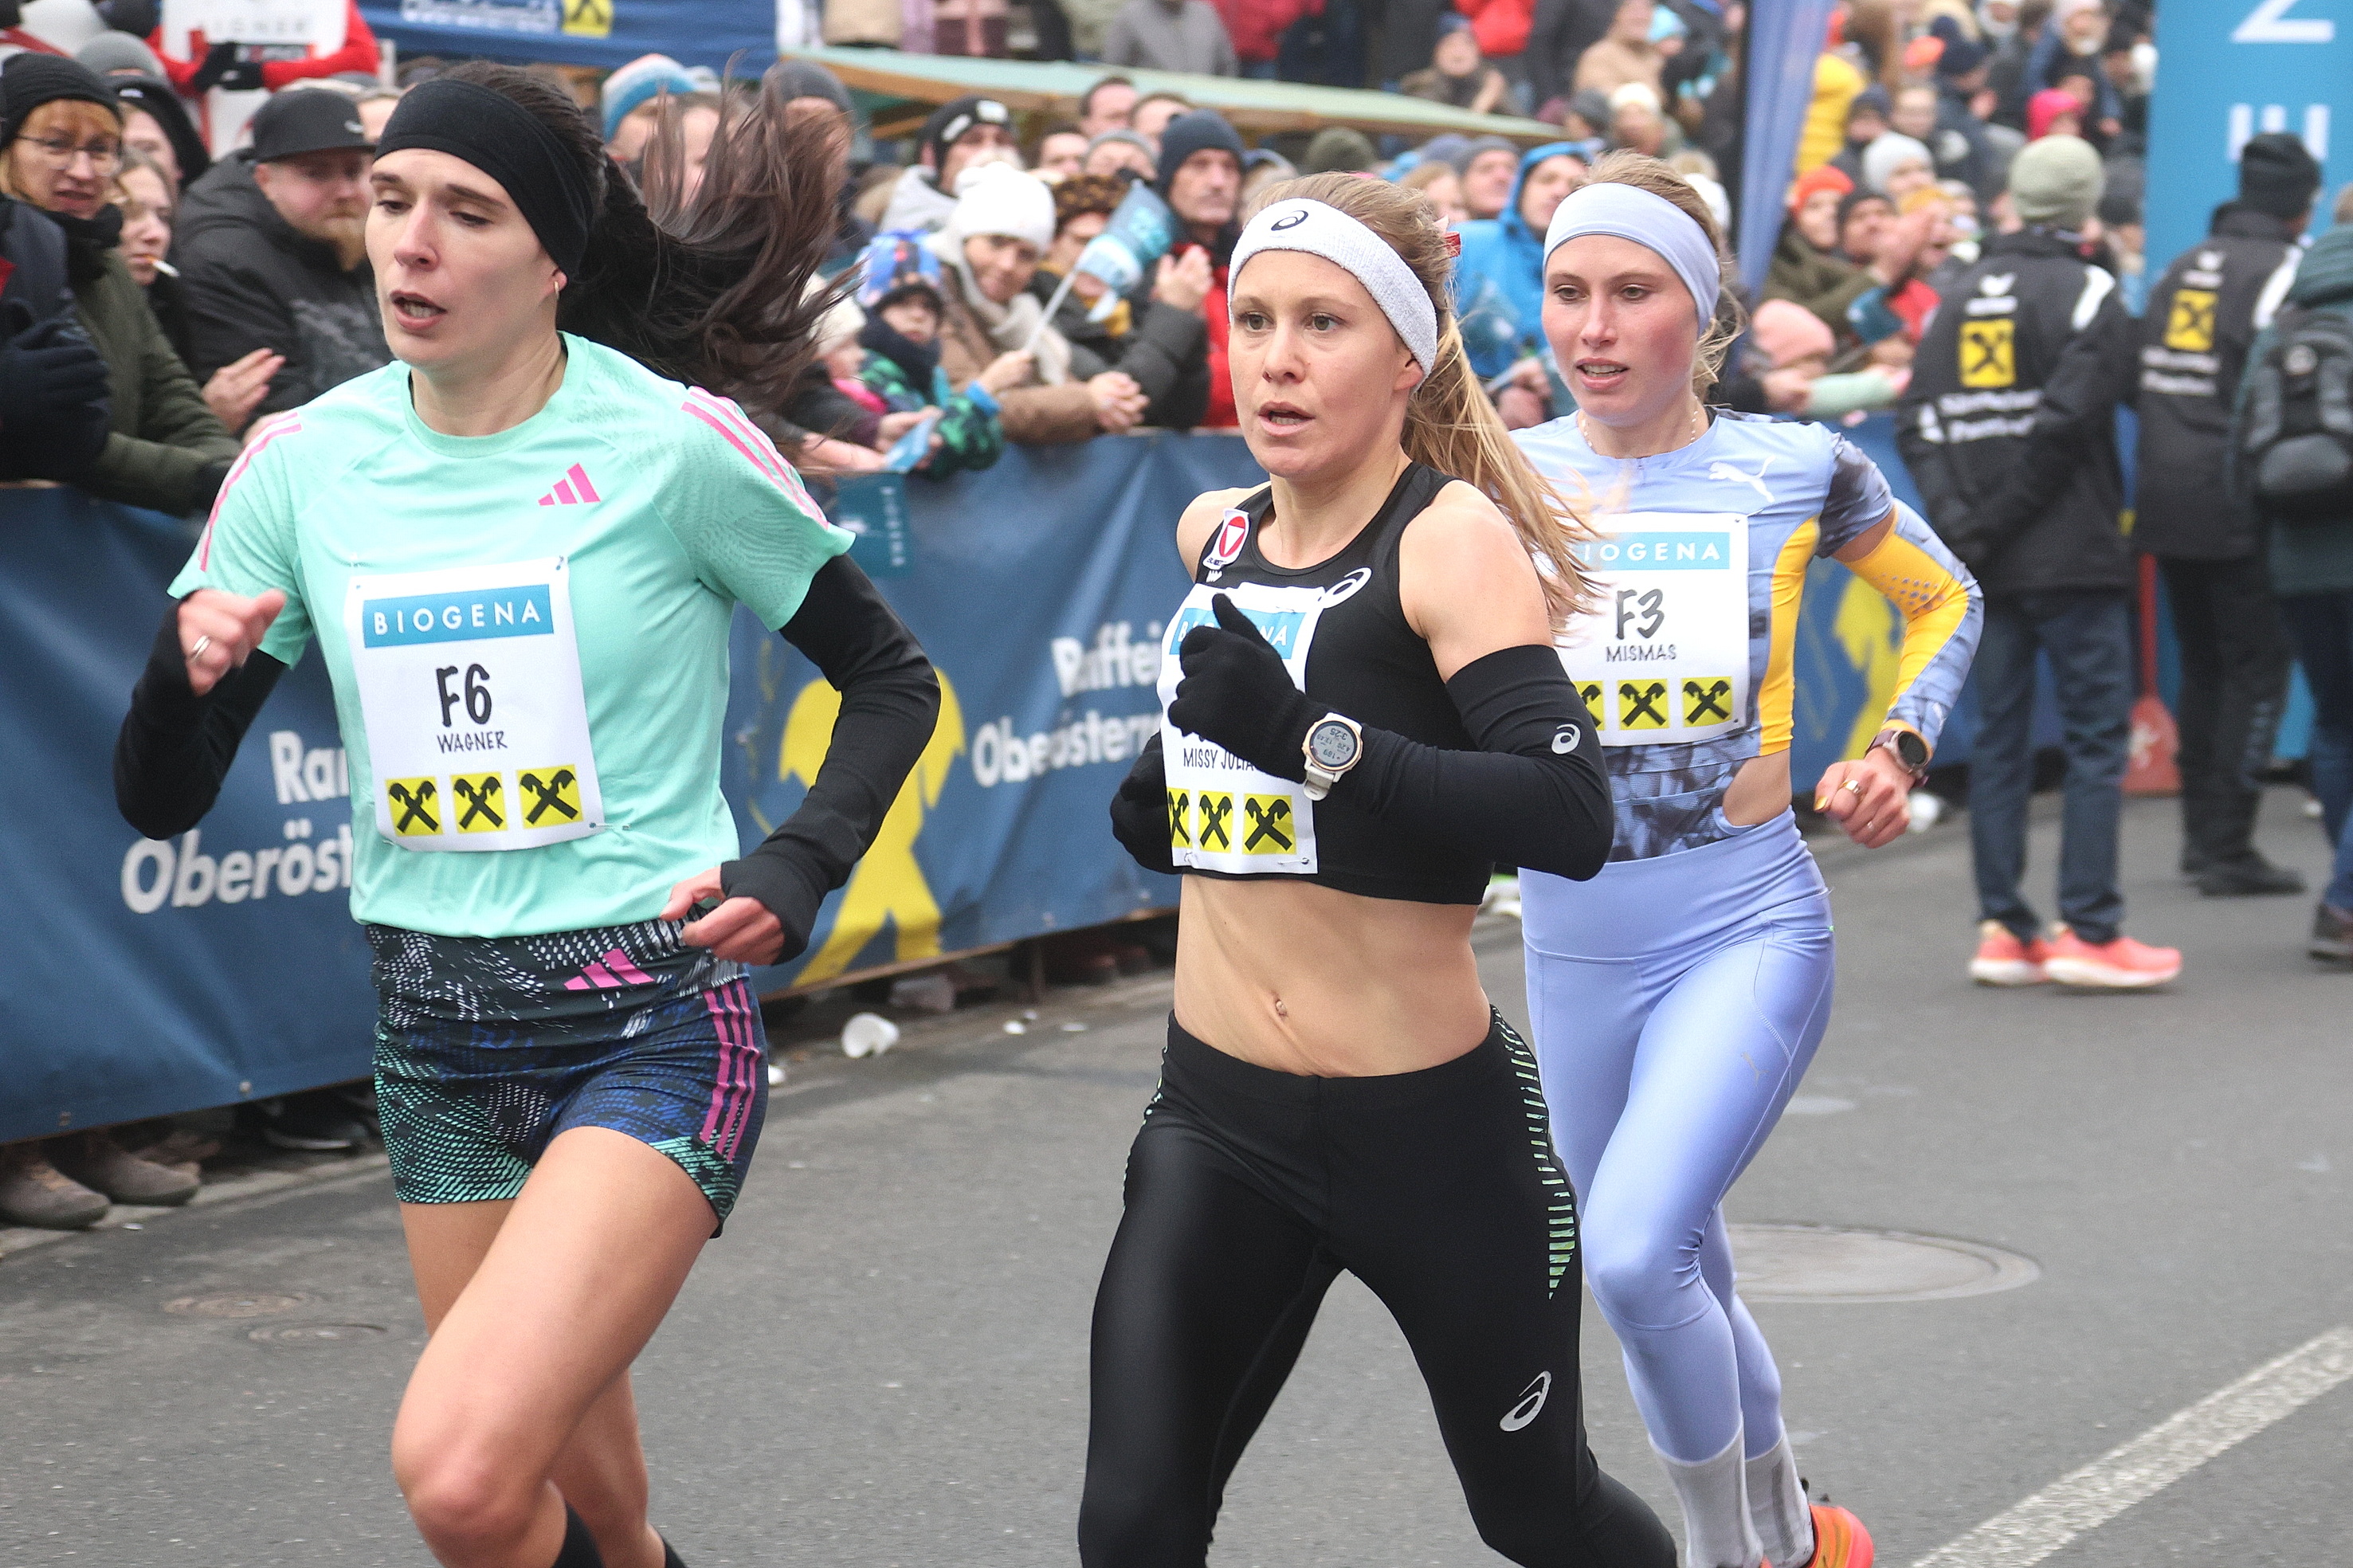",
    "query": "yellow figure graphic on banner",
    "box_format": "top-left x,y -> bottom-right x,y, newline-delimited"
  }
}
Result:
778,670 -> 963,985
1834,573 -> 1904,760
